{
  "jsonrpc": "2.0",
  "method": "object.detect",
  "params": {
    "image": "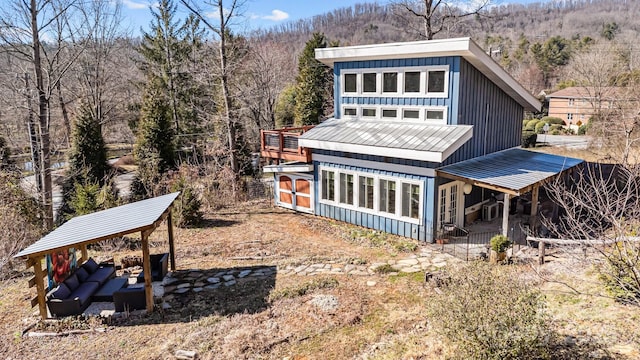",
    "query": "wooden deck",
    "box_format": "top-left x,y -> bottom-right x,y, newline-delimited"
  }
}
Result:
260,126 -> 314,163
